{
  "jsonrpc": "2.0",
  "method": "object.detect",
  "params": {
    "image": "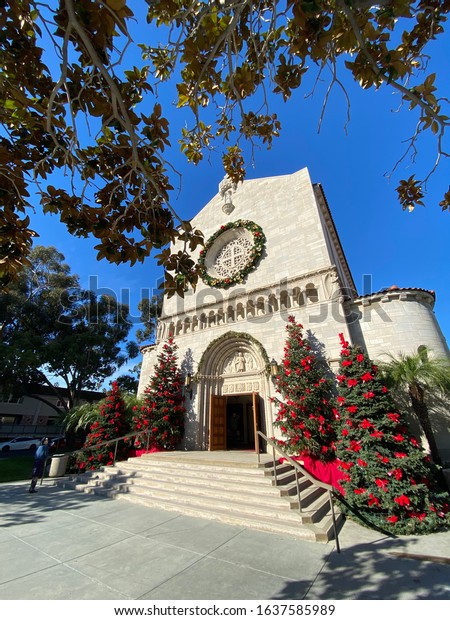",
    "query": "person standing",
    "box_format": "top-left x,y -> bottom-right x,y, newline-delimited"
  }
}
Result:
29,438 -> 49,493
